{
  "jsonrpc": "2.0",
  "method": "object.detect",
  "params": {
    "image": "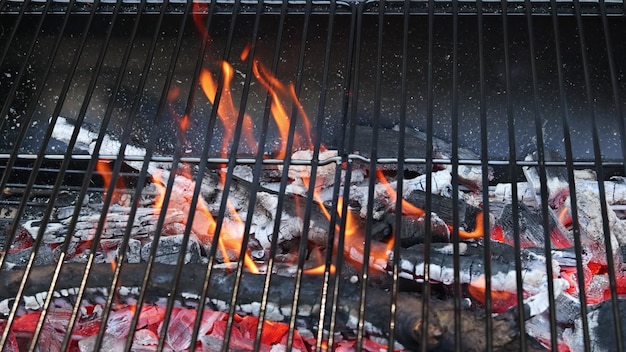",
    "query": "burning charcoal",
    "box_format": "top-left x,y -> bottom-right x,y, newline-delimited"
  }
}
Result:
282,149 -> 340,193
51,117 -> 164,177
562,299 -> 626,352
525,311 -> 567,351
158,308 -> 213,351
78,334 -> 126,351
404,189 -> 481,231
100,238 -> 142,264
553,292 -> 582,325
132,329 -> 159,351
495,203 -> 573,249
403,127 -> 494,190
378,212 -> 450,247
351,170 -> 454,220
140,234 -> 203,264
106,308 -> 134,338
250,189 -> 341,250
23,220 -> 67,244
494,178 -> 626,218
391,241 -> 569,317
569,183 -> 626,267
523,151 -> 570,209
491,182 -> 539,209
4,245 -> 56,268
